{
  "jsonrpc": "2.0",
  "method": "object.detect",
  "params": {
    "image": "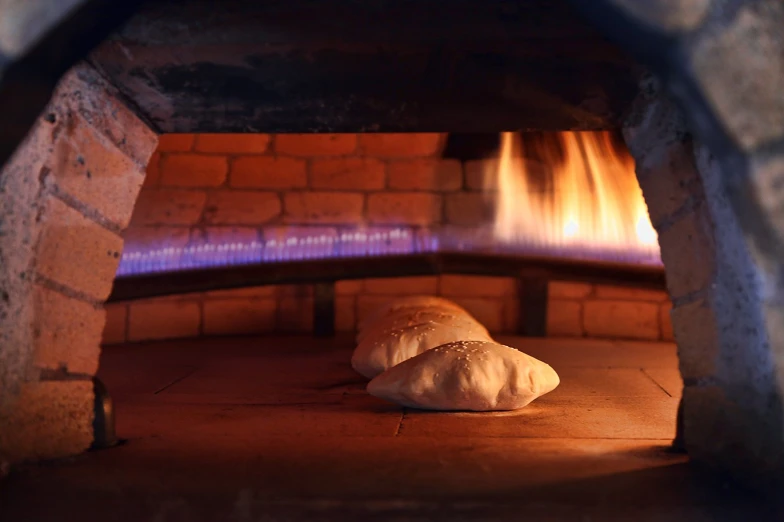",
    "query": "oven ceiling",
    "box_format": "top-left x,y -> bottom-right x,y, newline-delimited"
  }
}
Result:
89,0 -> 638,134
